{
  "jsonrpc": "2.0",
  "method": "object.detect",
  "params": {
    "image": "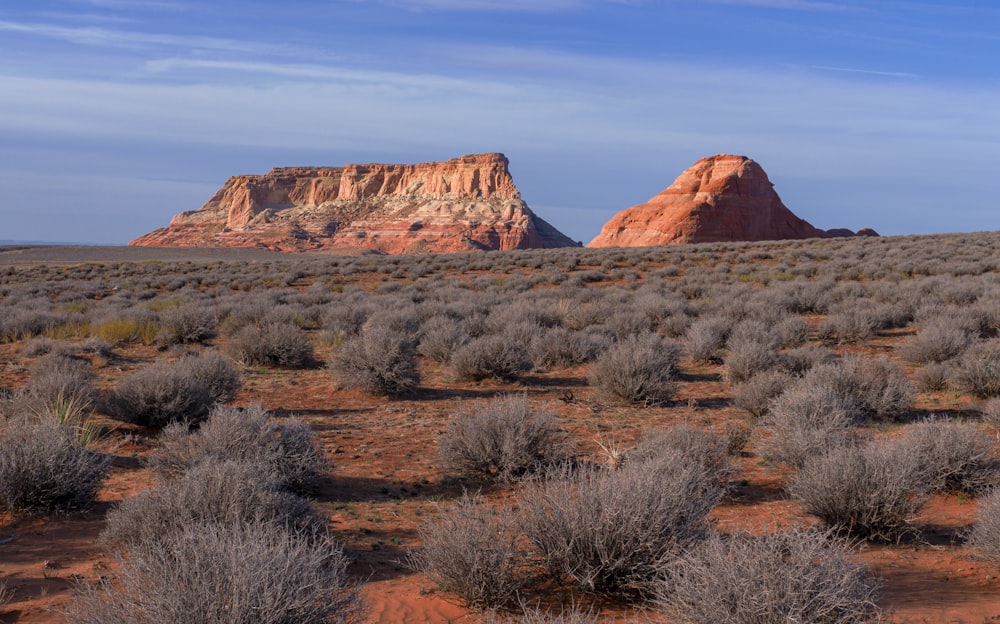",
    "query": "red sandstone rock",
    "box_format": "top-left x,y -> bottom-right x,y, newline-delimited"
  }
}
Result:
589,155 -> 872,248
130,153 -> 578,254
